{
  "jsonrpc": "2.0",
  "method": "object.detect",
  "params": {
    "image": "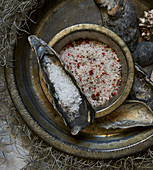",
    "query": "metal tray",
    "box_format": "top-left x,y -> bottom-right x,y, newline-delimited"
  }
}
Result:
6,0 -> 153,159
